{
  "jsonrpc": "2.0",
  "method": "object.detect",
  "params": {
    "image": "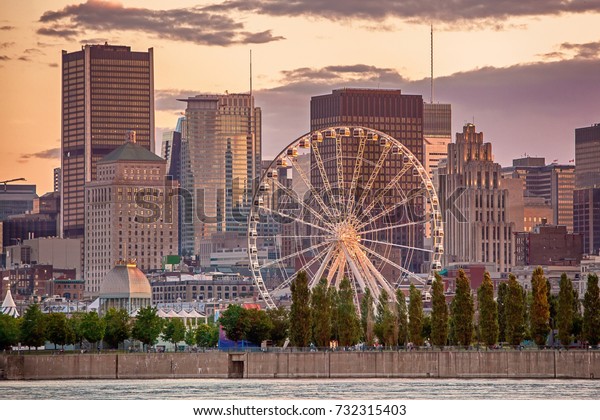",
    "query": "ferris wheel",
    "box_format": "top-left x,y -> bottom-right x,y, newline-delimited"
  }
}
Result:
247,126 -> 443,309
